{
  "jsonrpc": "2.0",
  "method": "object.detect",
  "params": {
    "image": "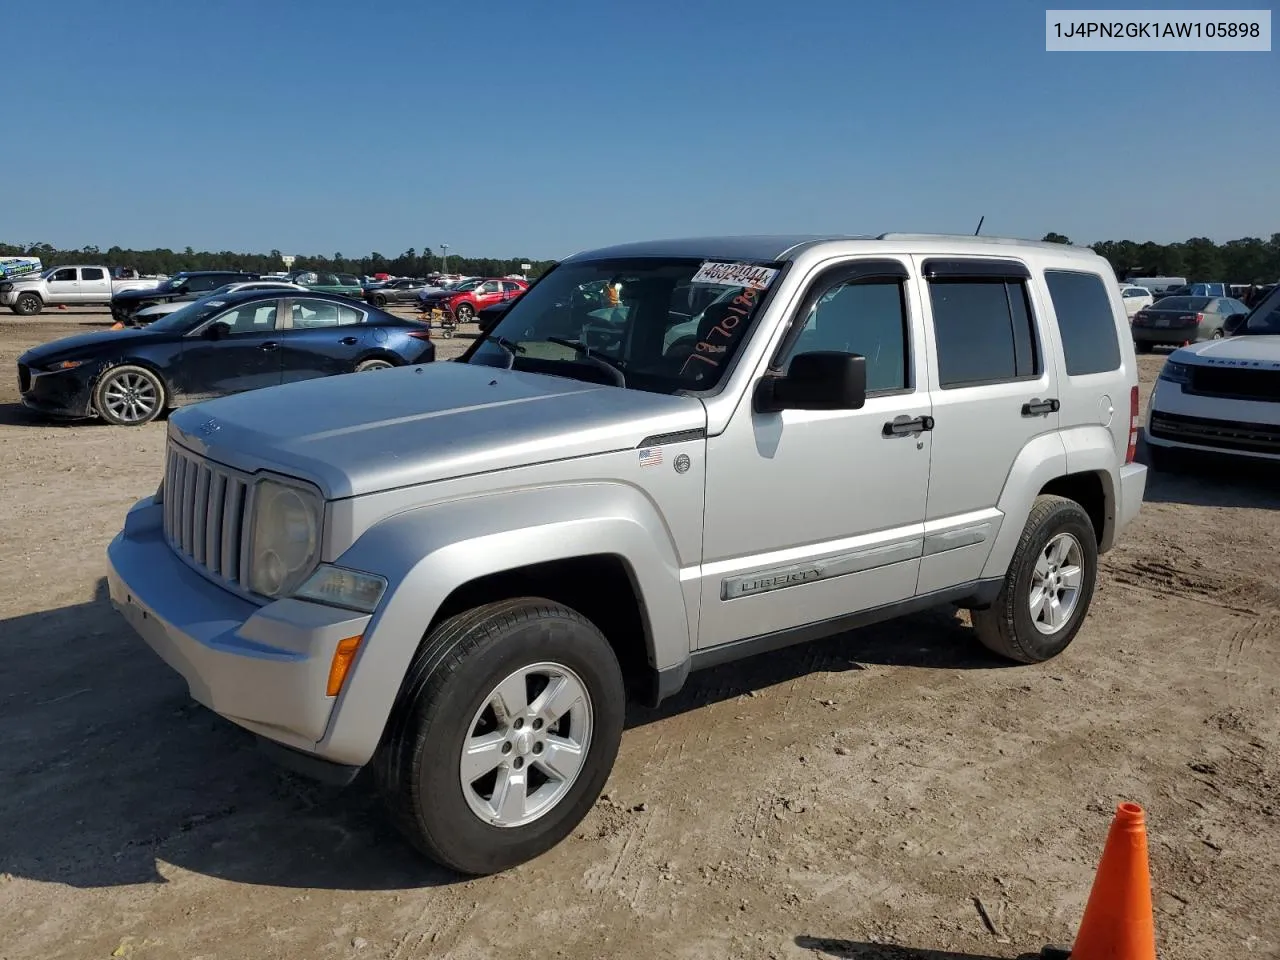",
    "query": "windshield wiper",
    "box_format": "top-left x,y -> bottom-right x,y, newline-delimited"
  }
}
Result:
485,335 -> 525,369
545,337 -> 627,387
